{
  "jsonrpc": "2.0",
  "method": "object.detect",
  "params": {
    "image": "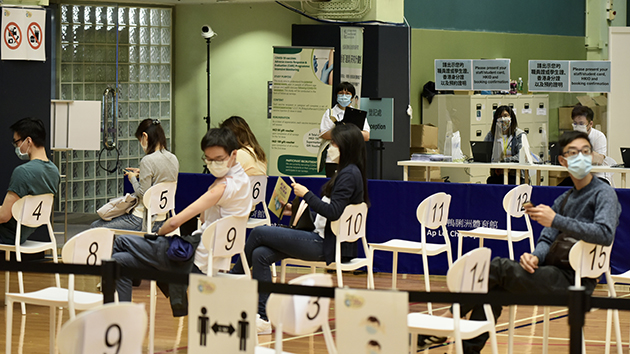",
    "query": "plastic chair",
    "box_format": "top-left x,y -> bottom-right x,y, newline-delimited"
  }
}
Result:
256,273 -> 337,354
369,192 -> 453,314
57,302 -> 147,354
246,176 -> 276,277
280,203 -> 374,289
457,184 -> 534,261
201,214 -> 250,277
0,193 -> 59,315
5,228 -> 115,354
408,247 -> 498,354
605,269 -> 630,354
